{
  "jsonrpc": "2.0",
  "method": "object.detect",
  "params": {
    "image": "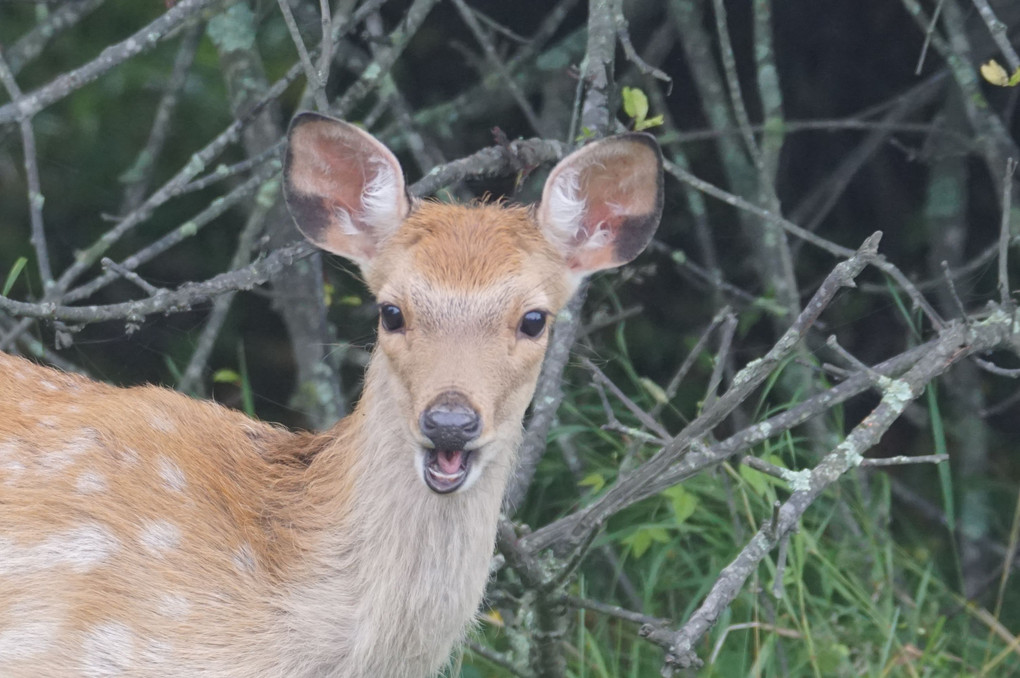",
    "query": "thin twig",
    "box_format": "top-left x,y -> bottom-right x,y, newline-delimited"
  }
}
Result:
998,158 -> 1016,308
562,593 -> 670,627
663,159 -> 946,329
0,0 -> 218,125
613,0 -> 670,83
120,24 -> 202,214
277,0 -> 329,111
450,0 -> 549,136
913,0 -> 946,75
711,0 -> 762,170
4,0 -> 105,76
0,52 -> 51,288
584,357 -> 671,441
970,0 -> 1020,71
0,242 -> 316,324
100,258 -> 161,296
318,0 -> 334,90
971,357 -> 1020,379
703,313 -> 737,411
651,306 -> 733,418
